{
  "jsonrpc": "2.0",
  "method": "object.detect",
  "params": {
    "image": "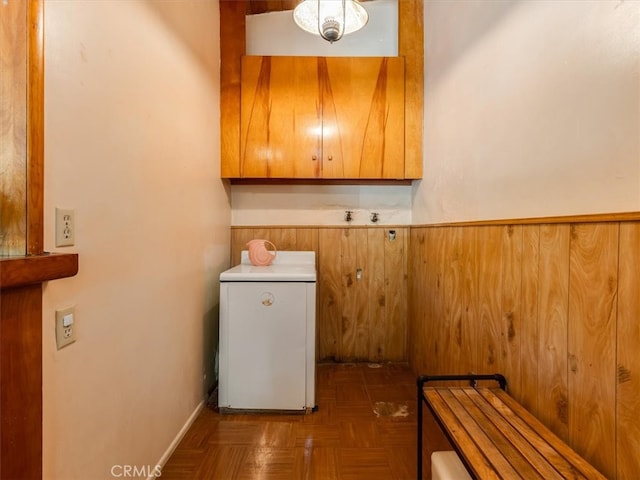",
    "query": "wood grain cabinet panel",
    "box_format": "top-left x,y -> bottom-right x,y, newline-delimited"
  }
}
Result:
239,56 -> 405,180
240,56 -> 320,178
